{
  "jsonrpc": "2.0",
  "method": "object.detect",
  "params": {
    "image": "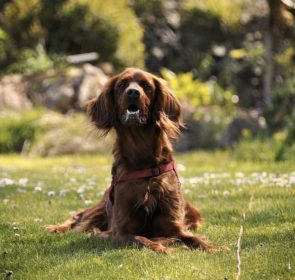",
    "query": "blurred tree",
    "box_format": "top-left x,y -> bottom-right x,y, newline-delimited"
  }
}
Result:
71,0 -> 144,69
39,0 -> 118,60
0,0 -> 12,12
0,0 -> 122,71
131,0 -> 181,72
1,0 -> 145,72
263,0 -> 289,106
